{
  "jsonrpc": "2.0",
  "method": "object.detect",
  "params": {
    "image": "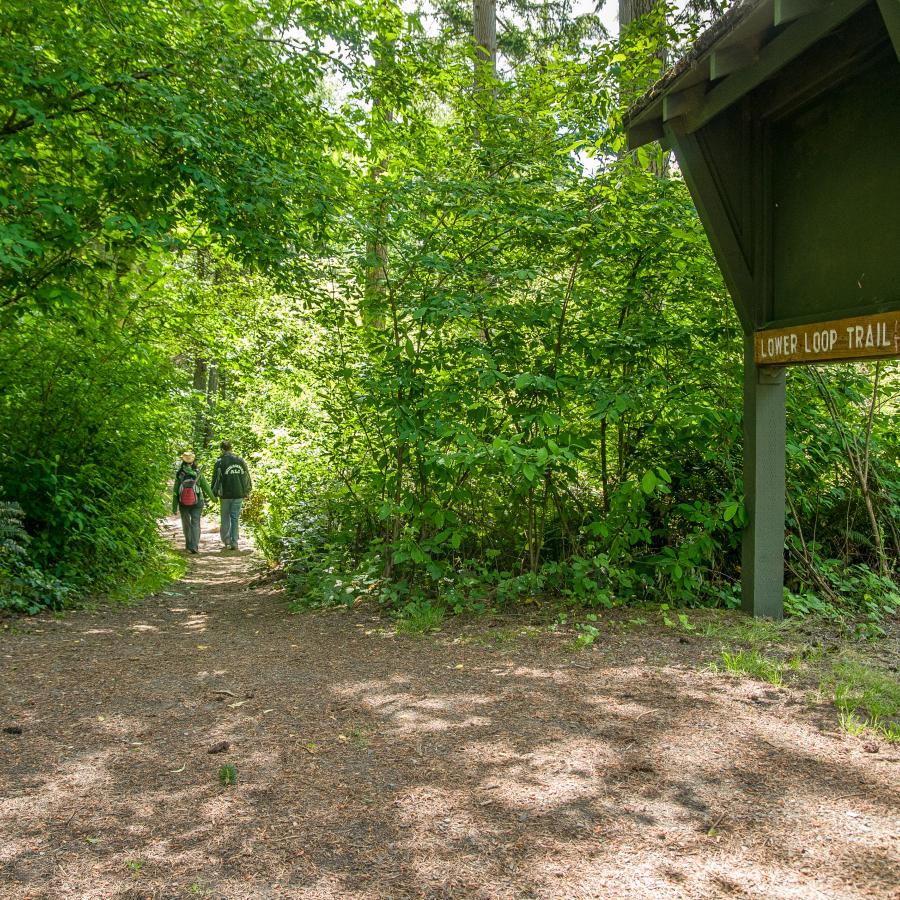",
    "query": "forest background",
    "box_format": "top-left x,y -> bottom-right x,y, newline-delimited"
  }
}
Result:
1,0 -> 897,631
